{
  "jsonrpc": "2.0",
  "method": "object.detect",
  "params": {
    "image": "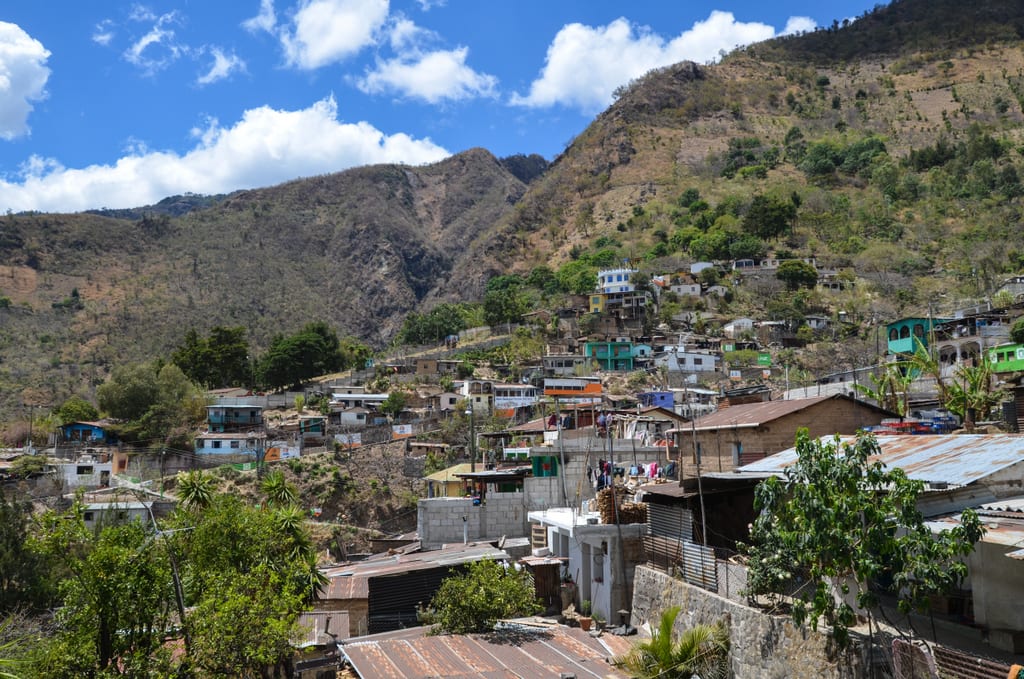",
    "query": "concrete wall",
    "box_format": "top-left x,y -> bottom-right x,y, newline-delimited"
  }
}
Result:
631,566 -> 859,679
969,541 -> 1024,644
418,494 -> 535,549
